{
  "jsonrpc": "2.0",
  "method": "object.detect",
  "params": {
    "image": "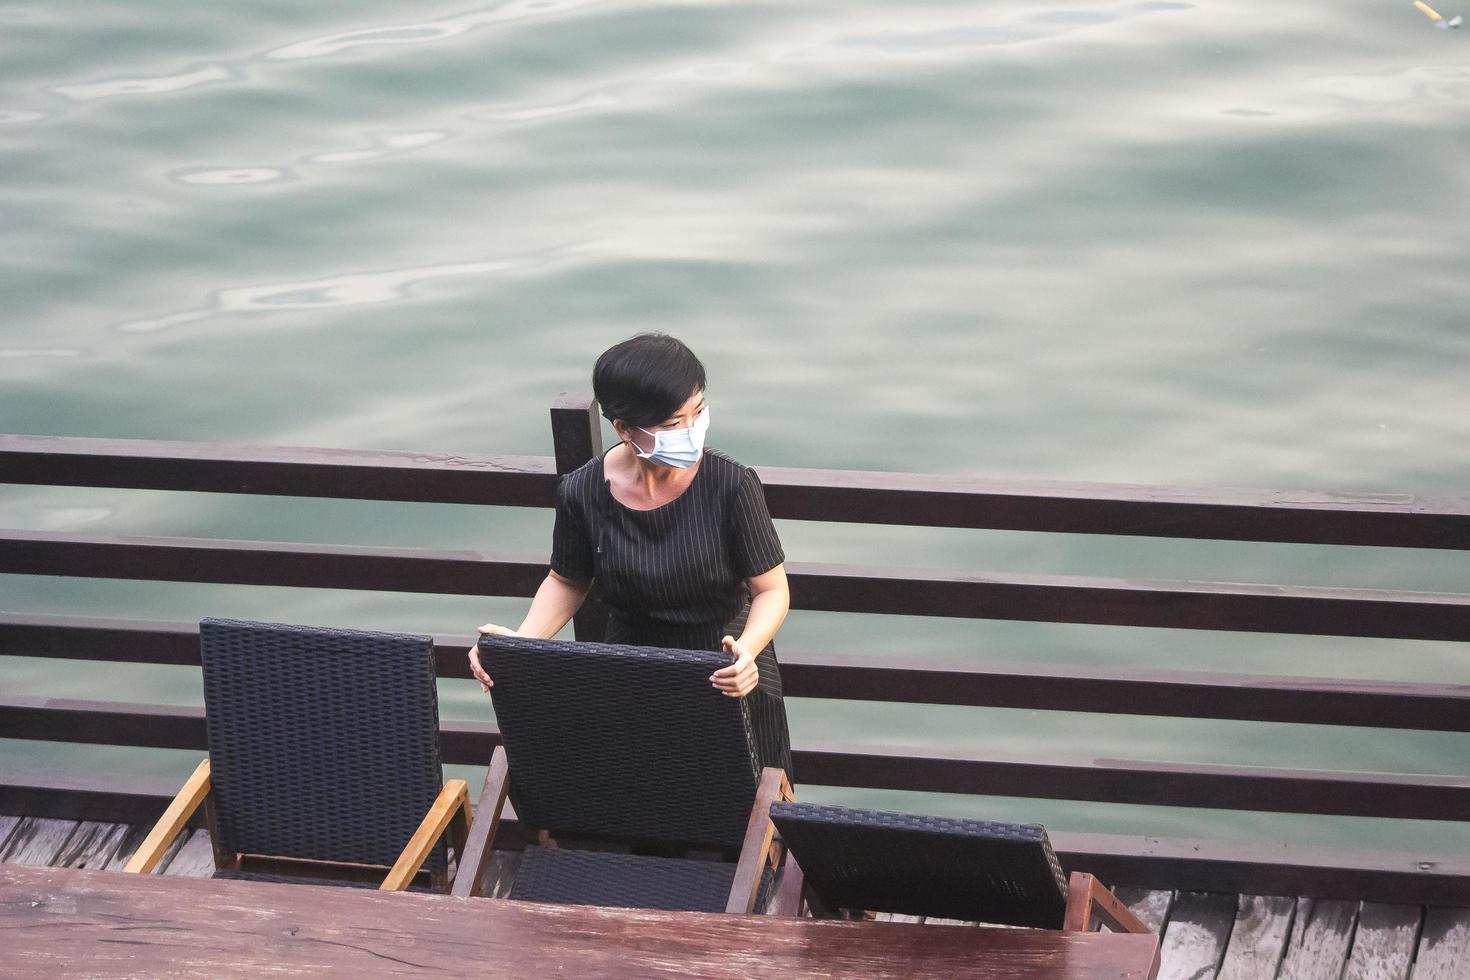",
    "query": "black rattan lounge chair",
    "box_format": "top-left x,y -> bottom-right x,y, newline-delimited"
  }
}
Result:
125,619 -> 471,892
452,634 -> 792,913
766,802 -> 1149,933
